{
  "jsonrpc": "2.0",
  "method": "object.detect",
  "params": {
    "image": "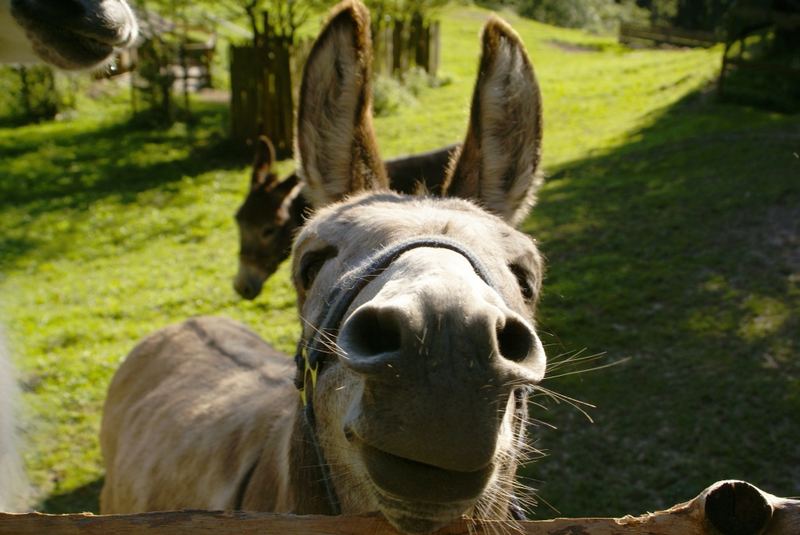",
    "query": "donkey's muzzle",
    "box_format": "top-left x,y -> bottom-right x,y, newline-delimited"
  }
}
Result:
337,247 -> 545,473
